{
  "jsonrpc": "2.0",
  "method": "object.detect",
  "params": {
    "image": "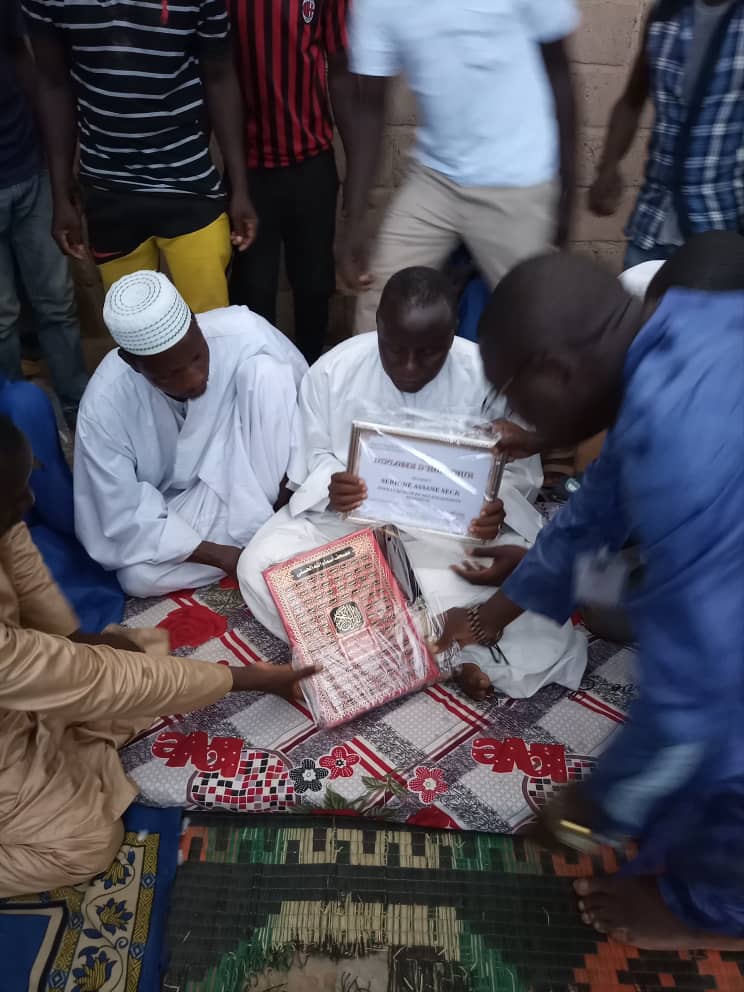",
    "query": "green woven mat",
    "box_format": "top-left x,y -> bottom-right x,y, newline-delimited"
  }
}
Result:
165,814 -> 744,992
